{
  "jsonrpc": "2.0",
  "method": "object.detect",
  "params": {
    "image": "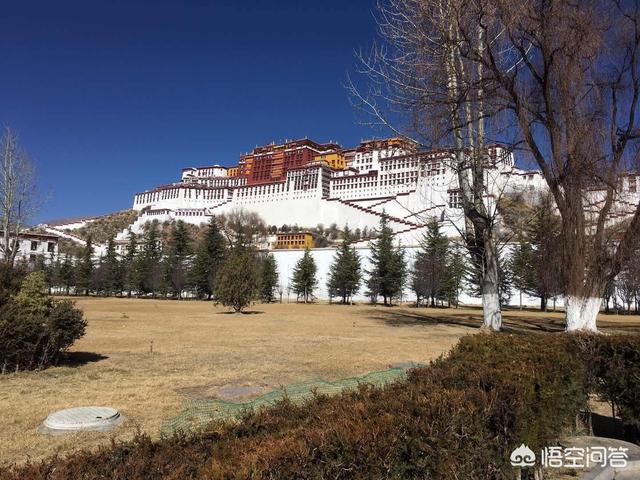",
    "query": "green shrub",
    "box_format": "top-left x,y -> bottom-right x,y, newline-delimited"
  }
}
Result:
0,262 -> 27,306
0,273 -> 86,373
1,334 -> 591,479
